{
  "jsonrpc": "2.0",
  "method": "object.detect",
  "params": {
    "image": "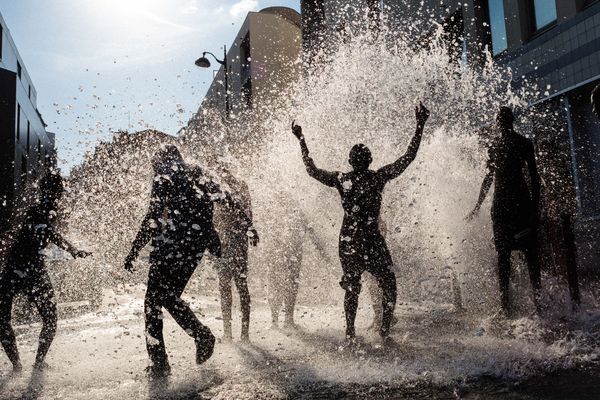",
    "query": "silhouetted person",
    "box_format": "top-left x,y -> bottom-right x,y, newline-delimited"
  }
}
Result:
268,205 -> 327,330
592,84 -> 600,119
212,168 -> 254,342
124,145 -> 258,378
467,106 -> 541,315
0,170 -> 90,371
291,103 -> 430,343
